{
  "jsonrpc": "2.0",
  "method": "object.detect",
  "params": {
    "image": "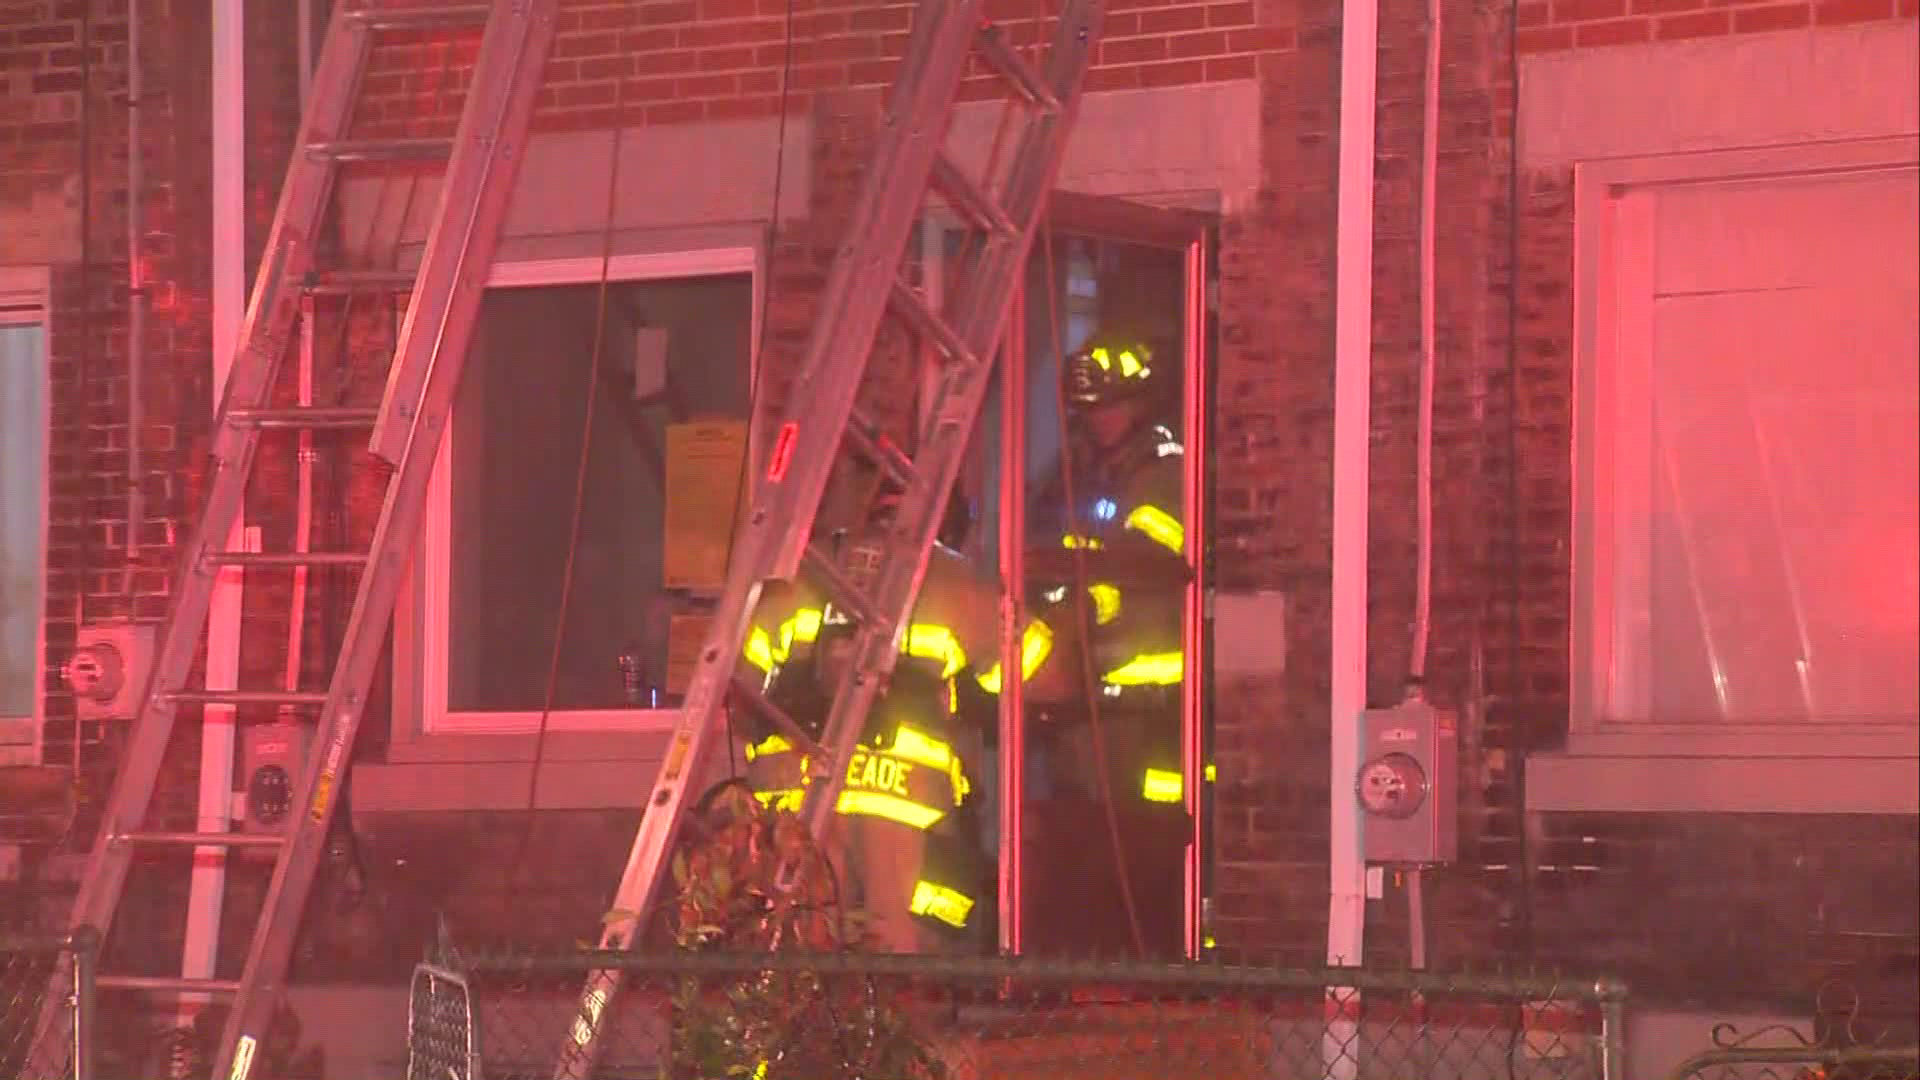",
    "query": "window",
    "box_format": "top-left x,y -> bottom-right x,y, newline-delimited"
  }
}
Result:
1545,138 -> 1920,813
1,267 -> 50,766
408,249 -> 759,736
